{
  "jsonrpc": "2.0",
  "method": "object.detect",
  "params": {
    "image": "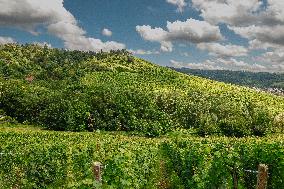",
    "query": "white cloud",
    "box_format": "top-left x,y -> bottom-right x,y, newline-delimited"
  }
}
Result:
0,36 -> 15,44
0,0 -> 125,52
260,49 -> 284,65
0,0 -> 76,34
32,41 -> 52,48
229,25 -> 284,47
192,0 -> 262,26
217,58 -> 248,67
166,0 -> 187,12
170,58 -> 270,72
229,24 -> 284,69
248,39 -> 275,50
102,28 -> 112,37
180,52 -> 190,57
192,0 -> 284,29
166,19 -> 223,43
136,25 -> 167,42
216,58 -> 269,72
192,1 -> 284,49
136,18 -> 222,52
160,41 -> 173,52
63,36 -> 125,52
263,0 -> 284,25
191,0 -> 284,70
170,59 -> 224,70
129,49 -> 159,55
197,43 -> 248,57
